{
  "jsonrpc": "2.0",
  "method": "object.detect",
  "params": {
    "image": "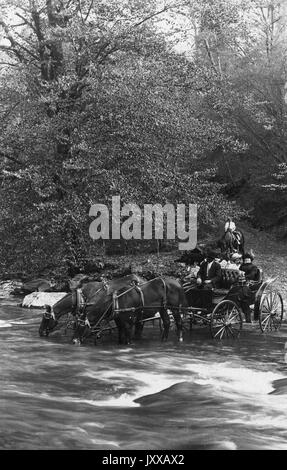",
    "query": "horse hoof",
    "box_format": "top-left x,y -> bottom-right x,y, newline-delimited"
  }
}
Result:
72,338 -> 81,346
